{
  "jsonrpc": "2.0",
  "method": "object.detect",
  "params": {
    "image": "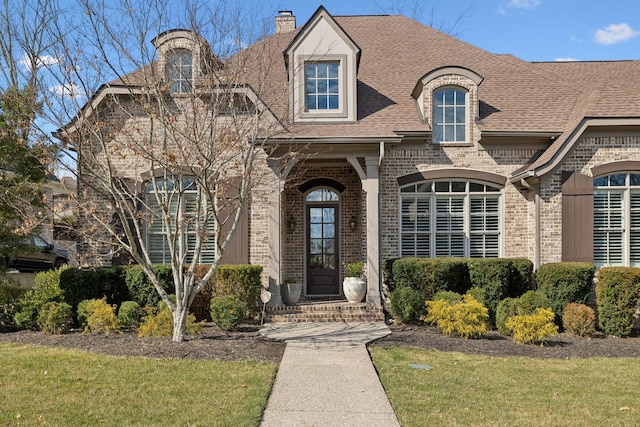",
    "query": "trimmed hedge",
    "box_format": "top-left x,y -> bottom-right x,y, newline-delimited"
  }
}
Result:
124,264 -> 174,308
389,287 -> 425,323
468,259 -> 511,322
596,267 -> 640,337
59,267 -> 128,315
508,258 -> 535,297
392,257 -> 471,300
536,262 -> 595,321
191,264 -> 263,320
382,258 -> 400,294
